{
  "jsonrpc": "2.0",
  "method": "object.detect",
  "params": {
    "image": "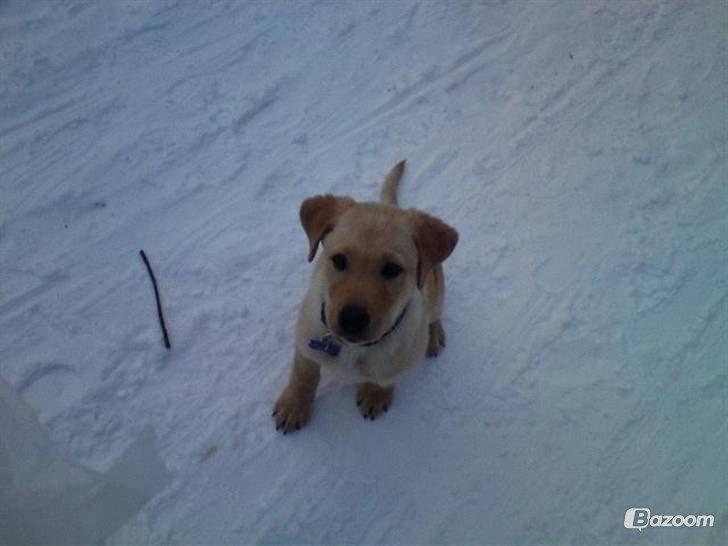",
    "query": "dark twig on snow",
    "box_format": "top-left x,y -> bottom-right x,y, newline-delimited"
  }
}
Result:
139,249 -> 171,350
